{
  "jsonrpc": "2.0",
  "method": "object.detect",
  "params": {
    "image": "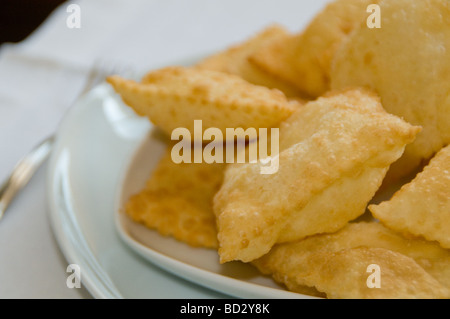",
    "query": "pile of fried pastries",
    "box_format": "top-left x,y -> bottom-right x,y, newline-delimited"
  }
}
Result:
108,0 -> 450,299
